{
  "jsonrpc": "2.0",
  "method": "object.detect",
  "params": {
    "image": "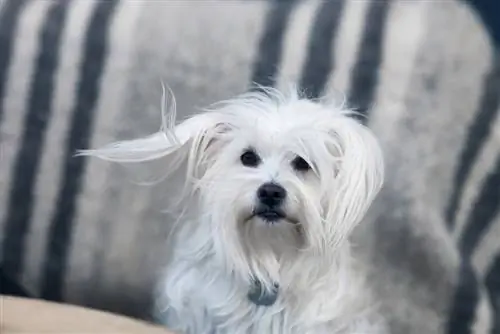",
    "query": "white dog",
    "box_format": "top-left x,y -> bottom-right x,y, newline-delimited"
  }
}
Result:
81,87 -> 385,334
